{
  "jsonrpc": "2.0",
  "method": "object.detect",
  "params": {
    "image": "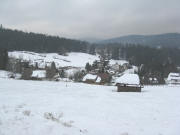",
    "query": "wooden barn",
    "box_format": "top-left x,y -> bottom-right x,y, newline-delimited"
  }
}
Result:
115,73 -> 142,92
97,73 -> 111,84
82,74 -> 101,84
